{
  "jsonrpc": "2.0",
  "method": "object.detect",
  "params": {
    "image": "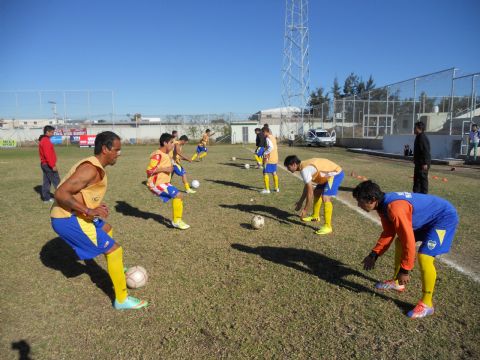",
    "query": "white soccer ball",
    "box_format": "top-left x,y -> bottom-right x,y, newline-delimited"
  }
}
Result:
231,157 -> 236,161
251,215 -> 265,230
125,266 -> 148,289
191,180 -> 200,188
244,164 -> 250,169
